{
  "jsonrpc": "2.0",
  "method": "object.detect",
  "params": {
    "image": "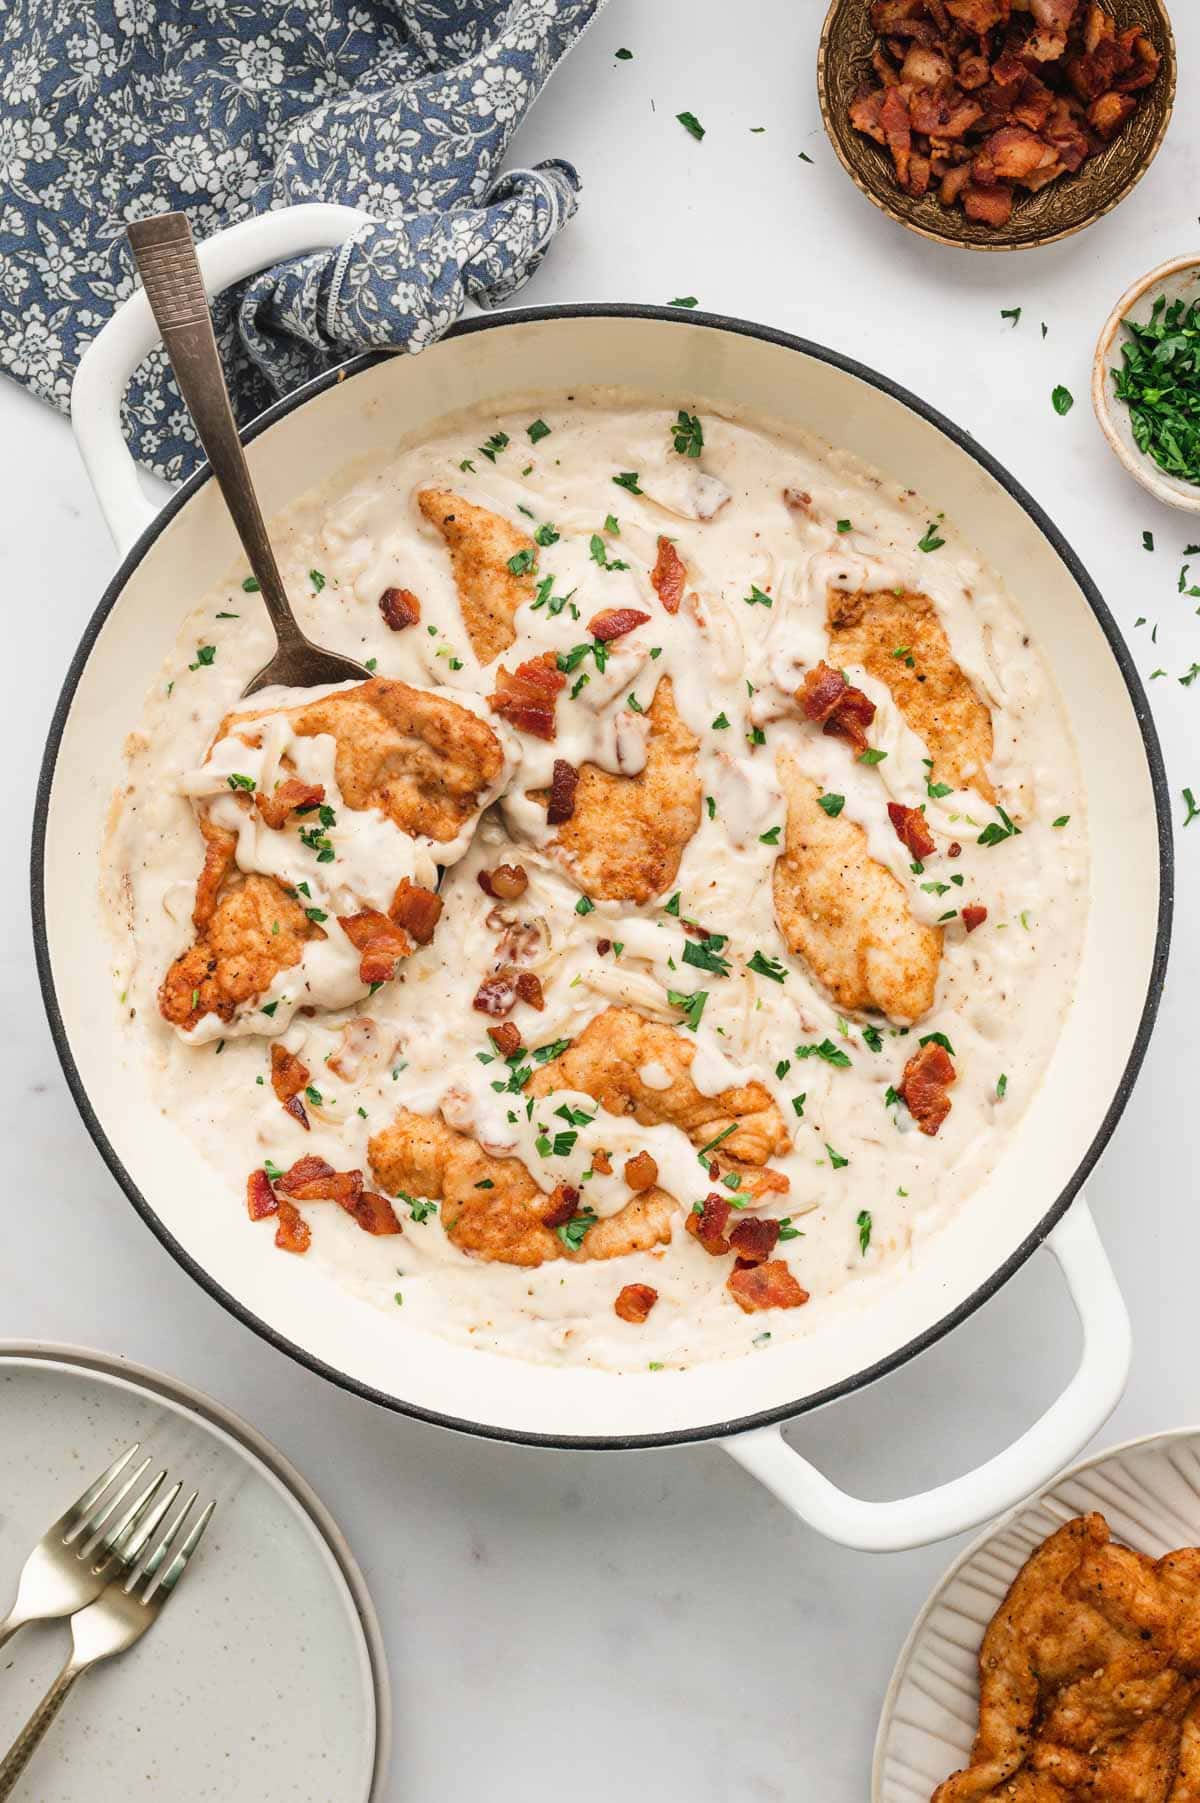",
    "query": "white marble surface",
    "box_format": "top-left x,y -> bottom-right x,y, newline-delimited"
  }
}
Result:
4,3 -> 1199,1797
